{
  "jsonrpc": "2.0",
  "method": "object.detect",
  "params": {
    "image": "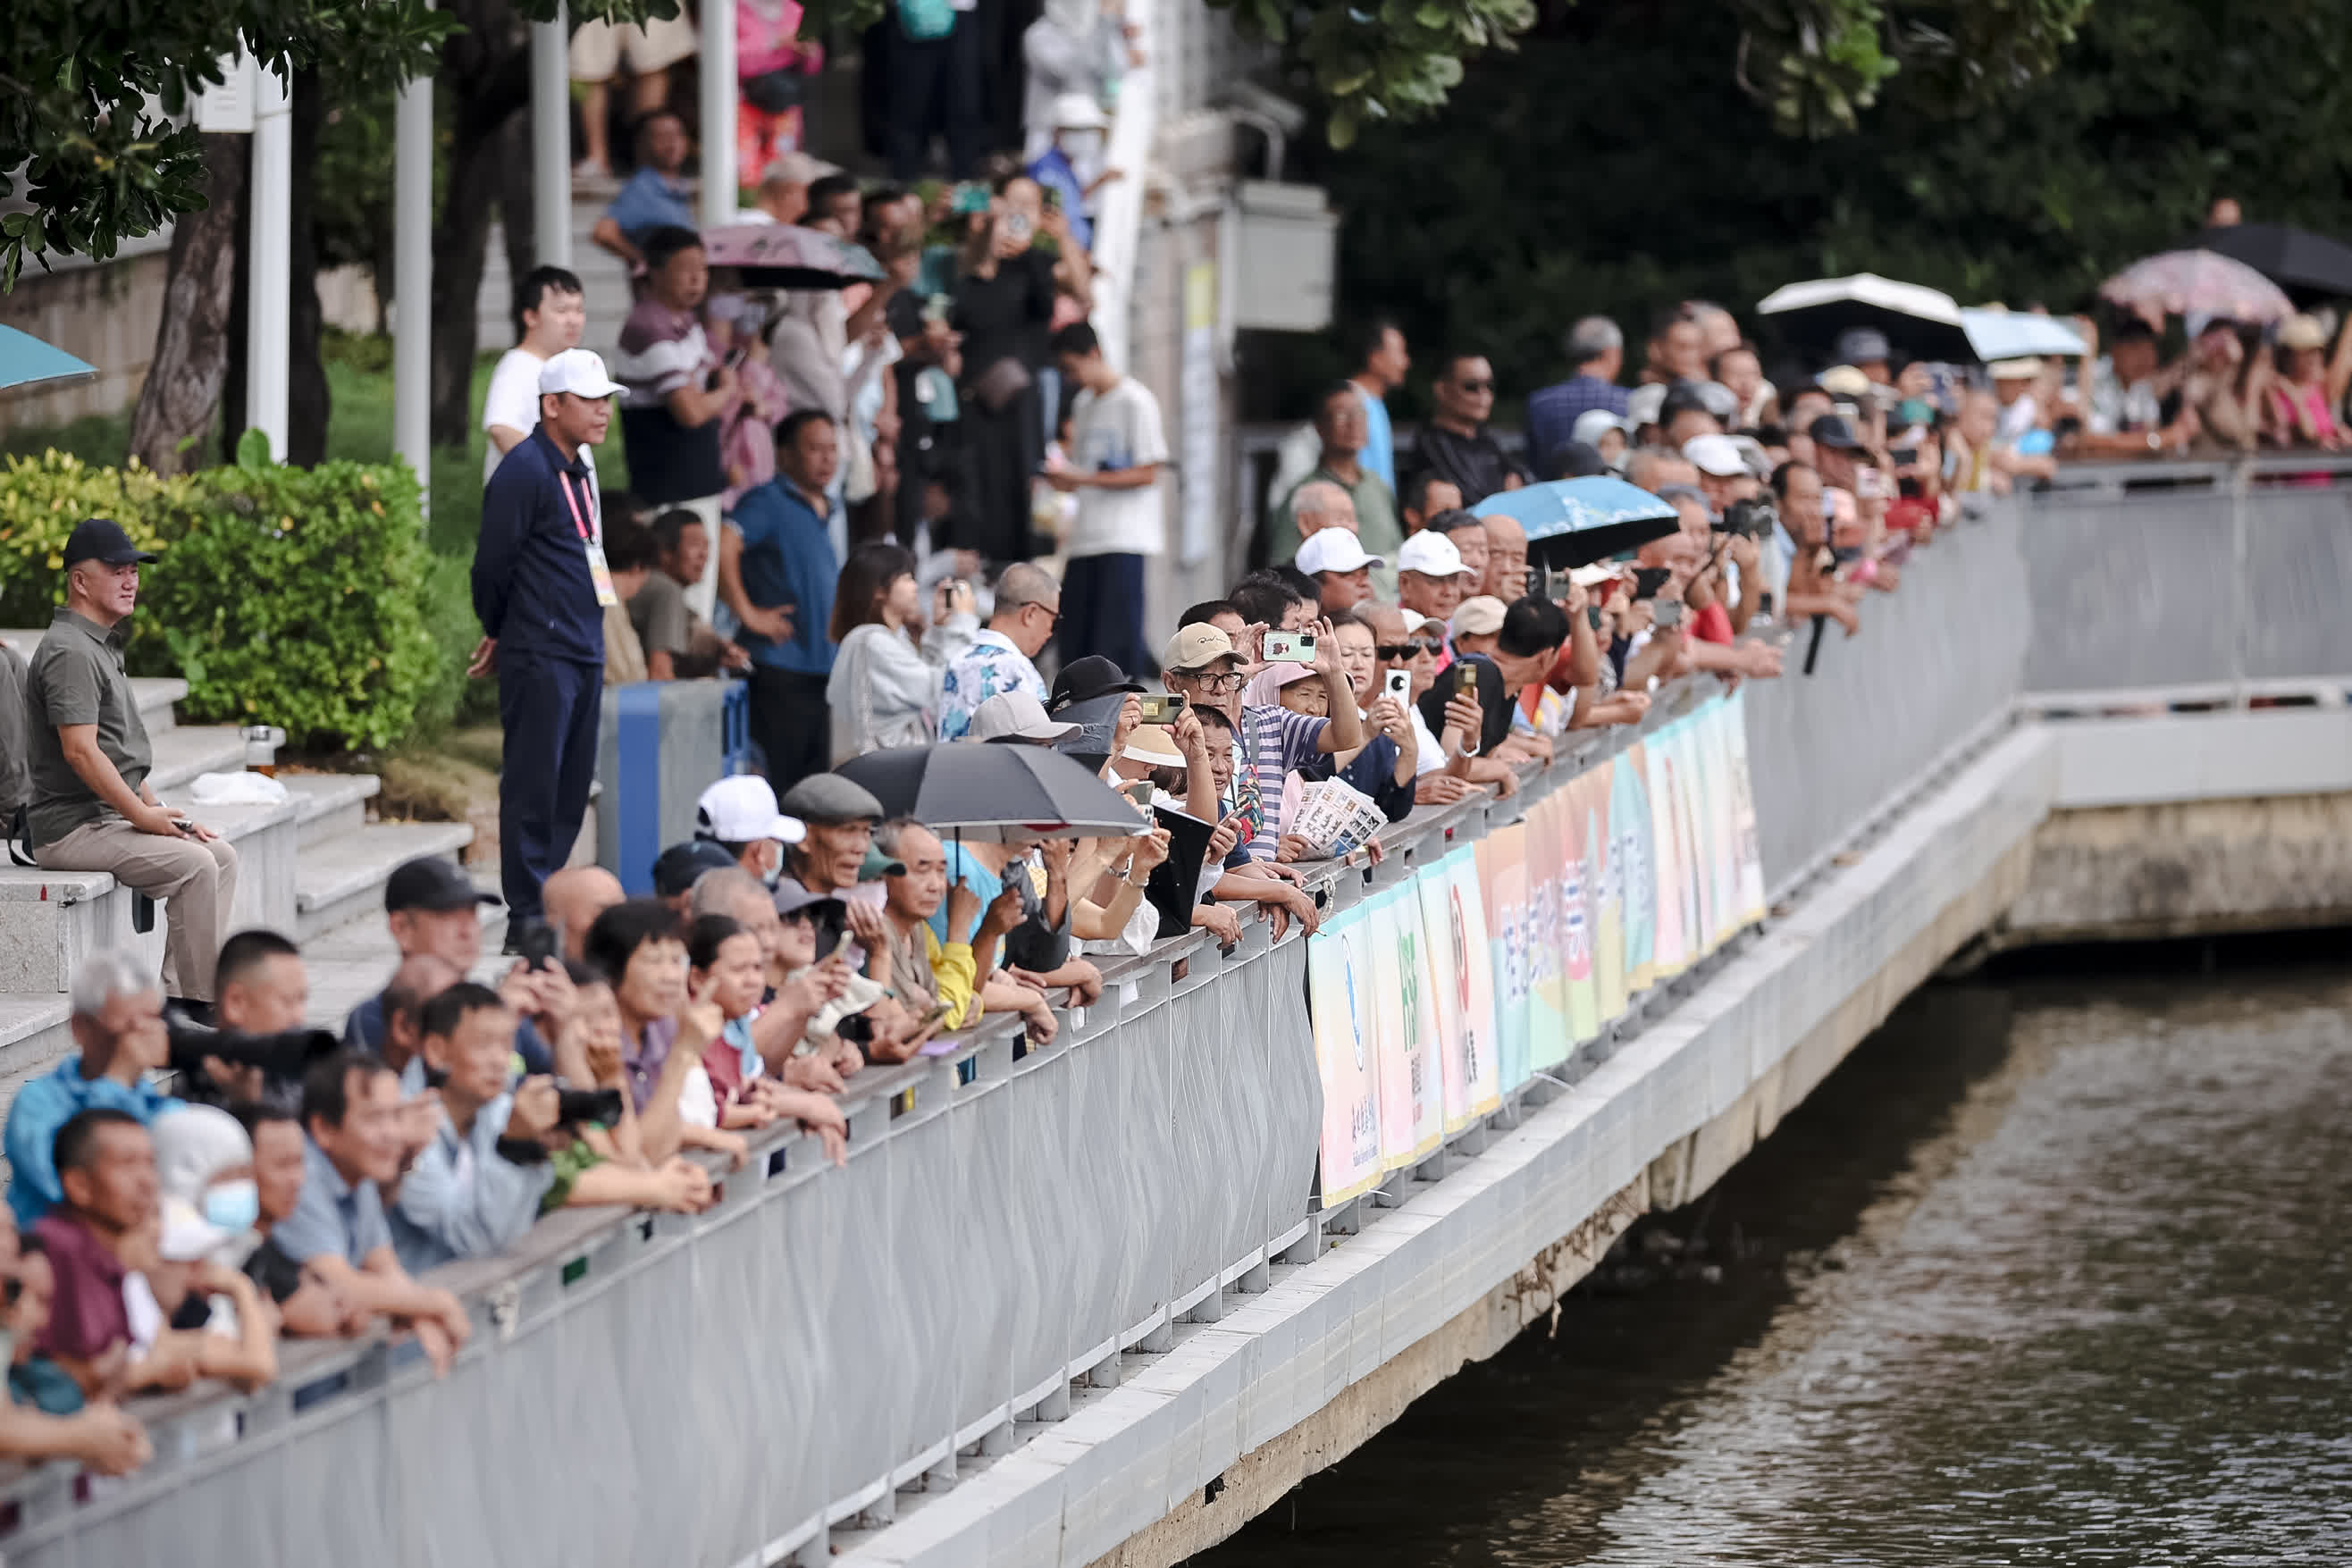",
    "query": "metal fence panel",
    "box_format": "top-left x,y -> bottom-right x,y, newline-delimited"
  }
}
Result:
1743,500 -> 2029,895
2241,483 -> 2352,681
2020,488 -> 2239,693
